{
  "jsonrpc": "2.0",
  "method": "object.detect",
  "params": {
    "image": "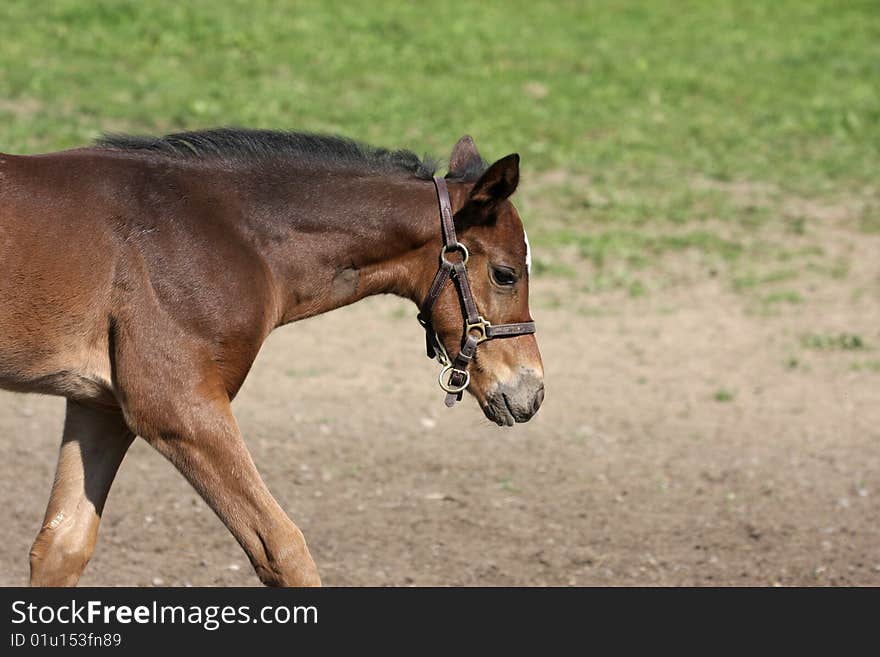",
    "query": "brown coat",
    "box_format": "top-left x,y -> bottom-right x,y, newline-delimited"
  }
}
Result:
0,130 -> 543,586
